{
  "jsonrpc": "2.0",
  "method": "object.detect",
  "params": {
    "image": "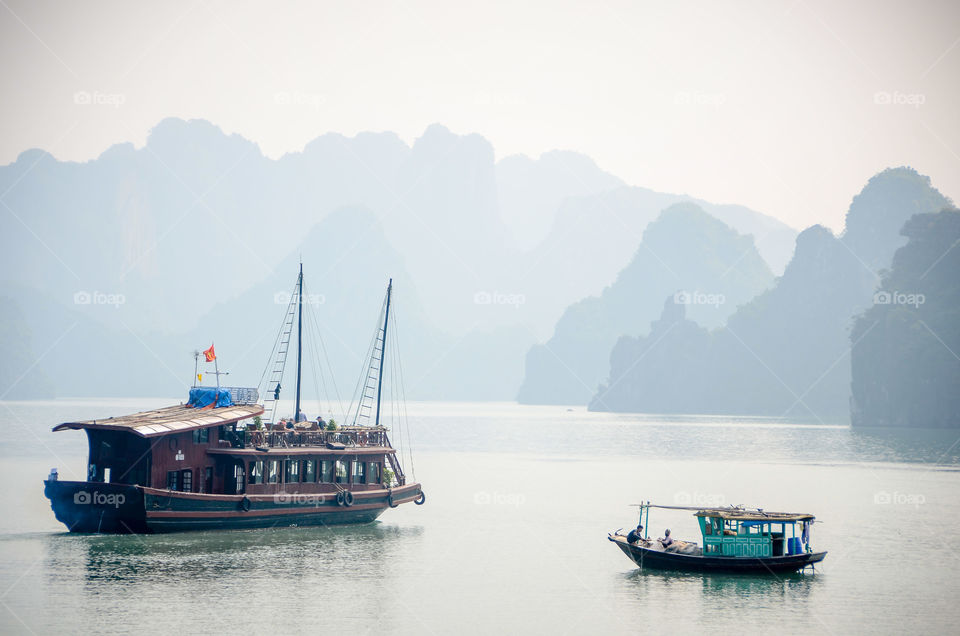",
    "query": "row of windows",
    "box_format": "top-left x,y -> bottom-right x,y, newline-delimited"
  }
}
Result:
248,459 -> 381,485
